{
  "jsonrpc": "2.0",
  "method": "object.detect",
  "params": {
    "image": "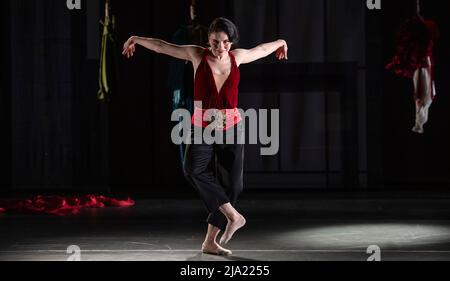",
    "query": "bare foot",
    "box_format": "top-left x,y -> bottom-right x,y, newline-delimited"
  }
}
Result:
201,241 -> 232,256
219,214 -> 246,245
